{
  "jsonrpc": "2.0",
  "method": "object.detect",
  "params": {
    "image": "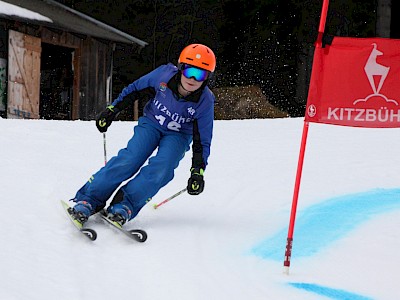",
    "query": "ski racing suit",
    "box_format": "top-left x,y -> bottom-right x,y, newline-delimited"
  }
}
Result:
73,63 -> 215,220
